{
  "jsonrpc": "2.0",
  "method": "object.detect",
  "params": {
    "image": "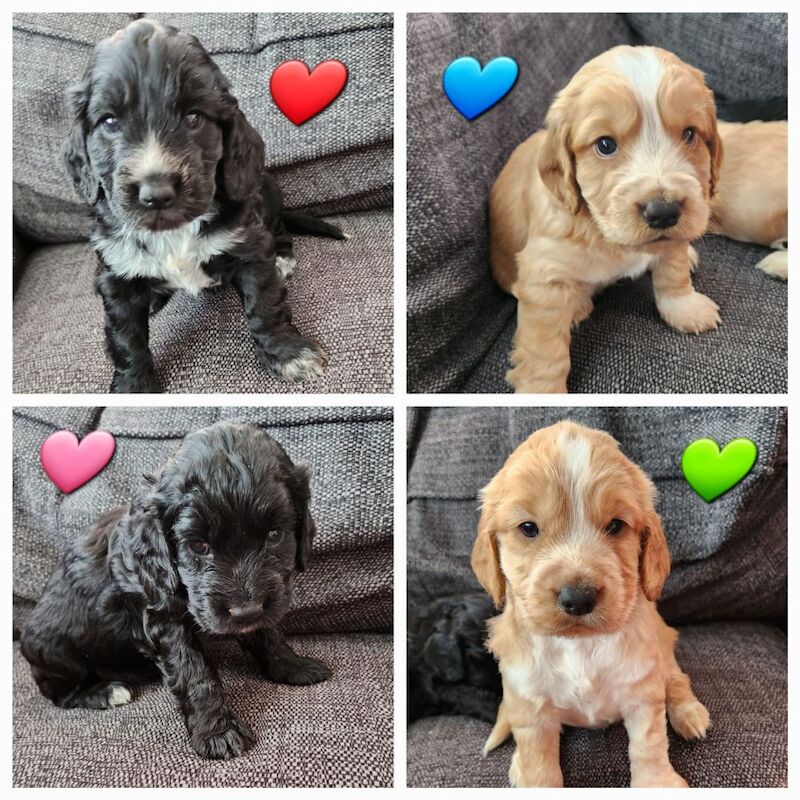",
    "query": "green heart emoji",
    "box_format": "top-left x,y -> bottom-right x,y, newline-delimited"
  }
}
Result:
681,438 -> 757,502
